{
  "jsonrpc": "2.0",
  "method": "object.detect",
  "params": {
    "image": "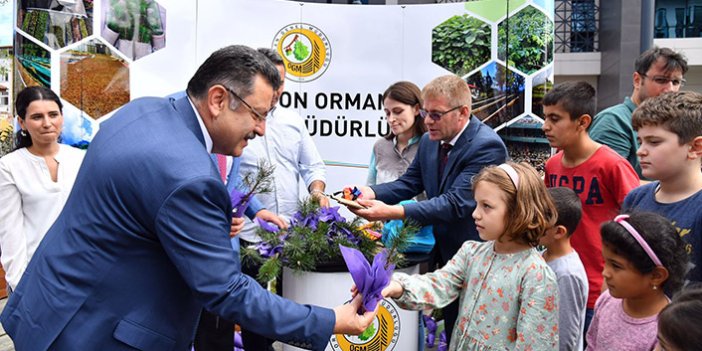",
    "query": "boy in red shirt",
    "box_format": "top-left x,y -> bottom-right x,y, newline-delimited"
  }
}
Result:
542,81 -> 639,334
